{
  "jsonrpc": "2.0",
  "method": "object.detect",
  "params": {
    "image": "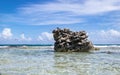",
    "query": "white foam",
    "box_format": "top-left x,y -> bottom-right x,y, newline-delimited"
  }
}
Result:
0,46 -> 9,49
